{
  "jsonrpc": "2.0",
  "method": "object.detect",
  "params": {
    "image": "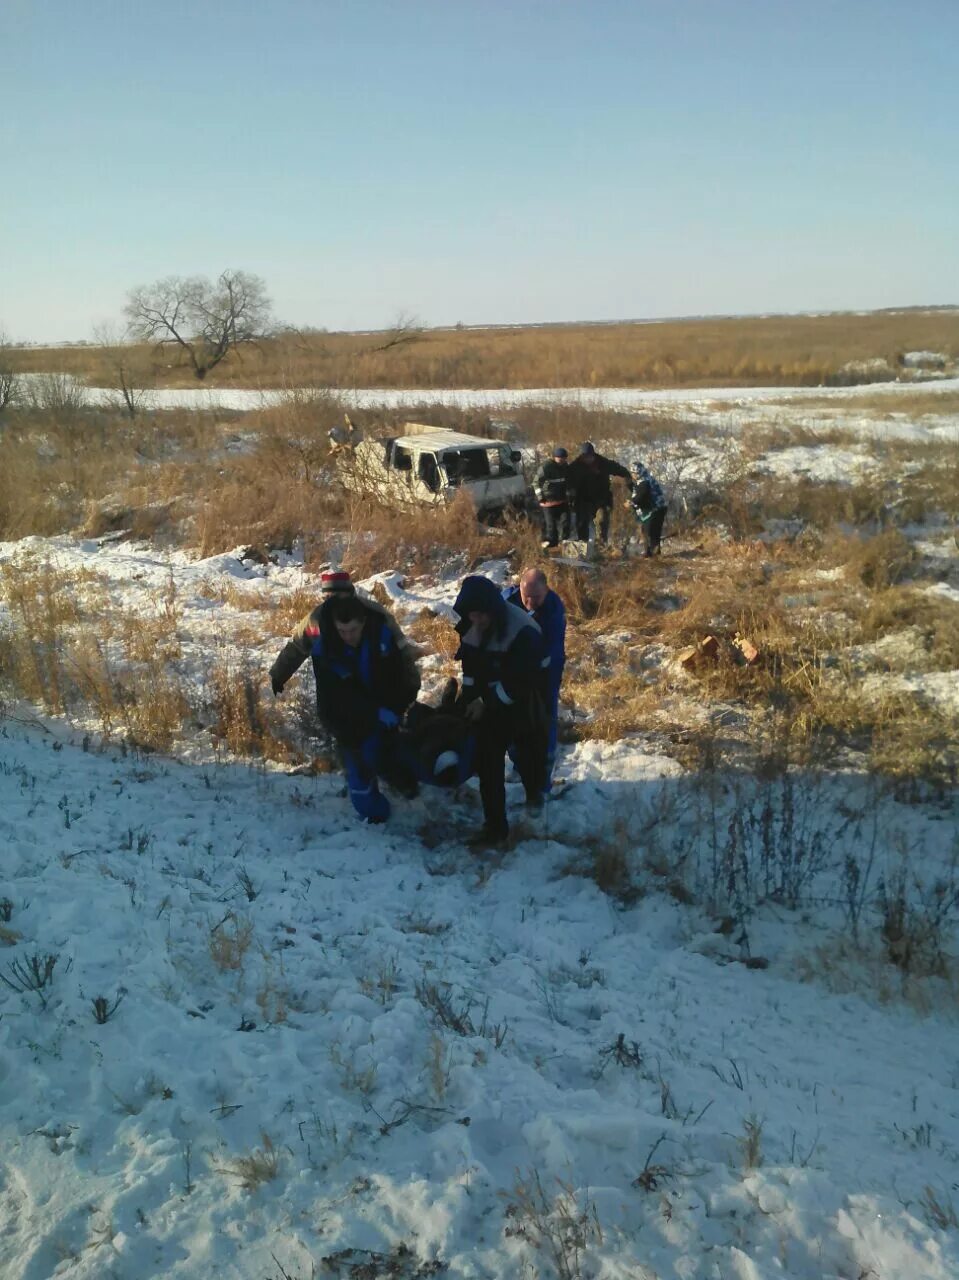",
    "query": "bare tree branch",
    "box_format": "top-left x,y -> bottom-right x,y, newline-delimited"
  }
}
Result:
0,330 -> 20,414
371,310 -> 424,354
